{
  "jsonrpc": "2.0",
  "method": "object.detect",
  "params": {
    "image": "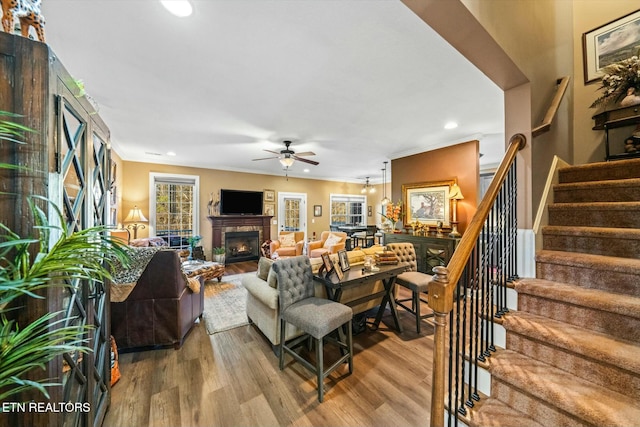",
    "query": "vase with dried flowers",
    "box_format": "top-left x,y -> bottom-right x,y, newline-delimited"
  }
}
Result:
590,55 -> 640,109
